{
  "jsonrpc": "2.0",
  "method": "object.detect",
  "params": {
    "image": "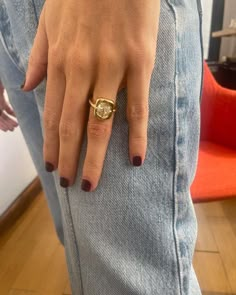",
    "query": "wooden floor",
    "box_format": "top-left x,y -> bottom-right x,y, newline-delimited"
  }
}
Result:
0,190 -> 236,295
